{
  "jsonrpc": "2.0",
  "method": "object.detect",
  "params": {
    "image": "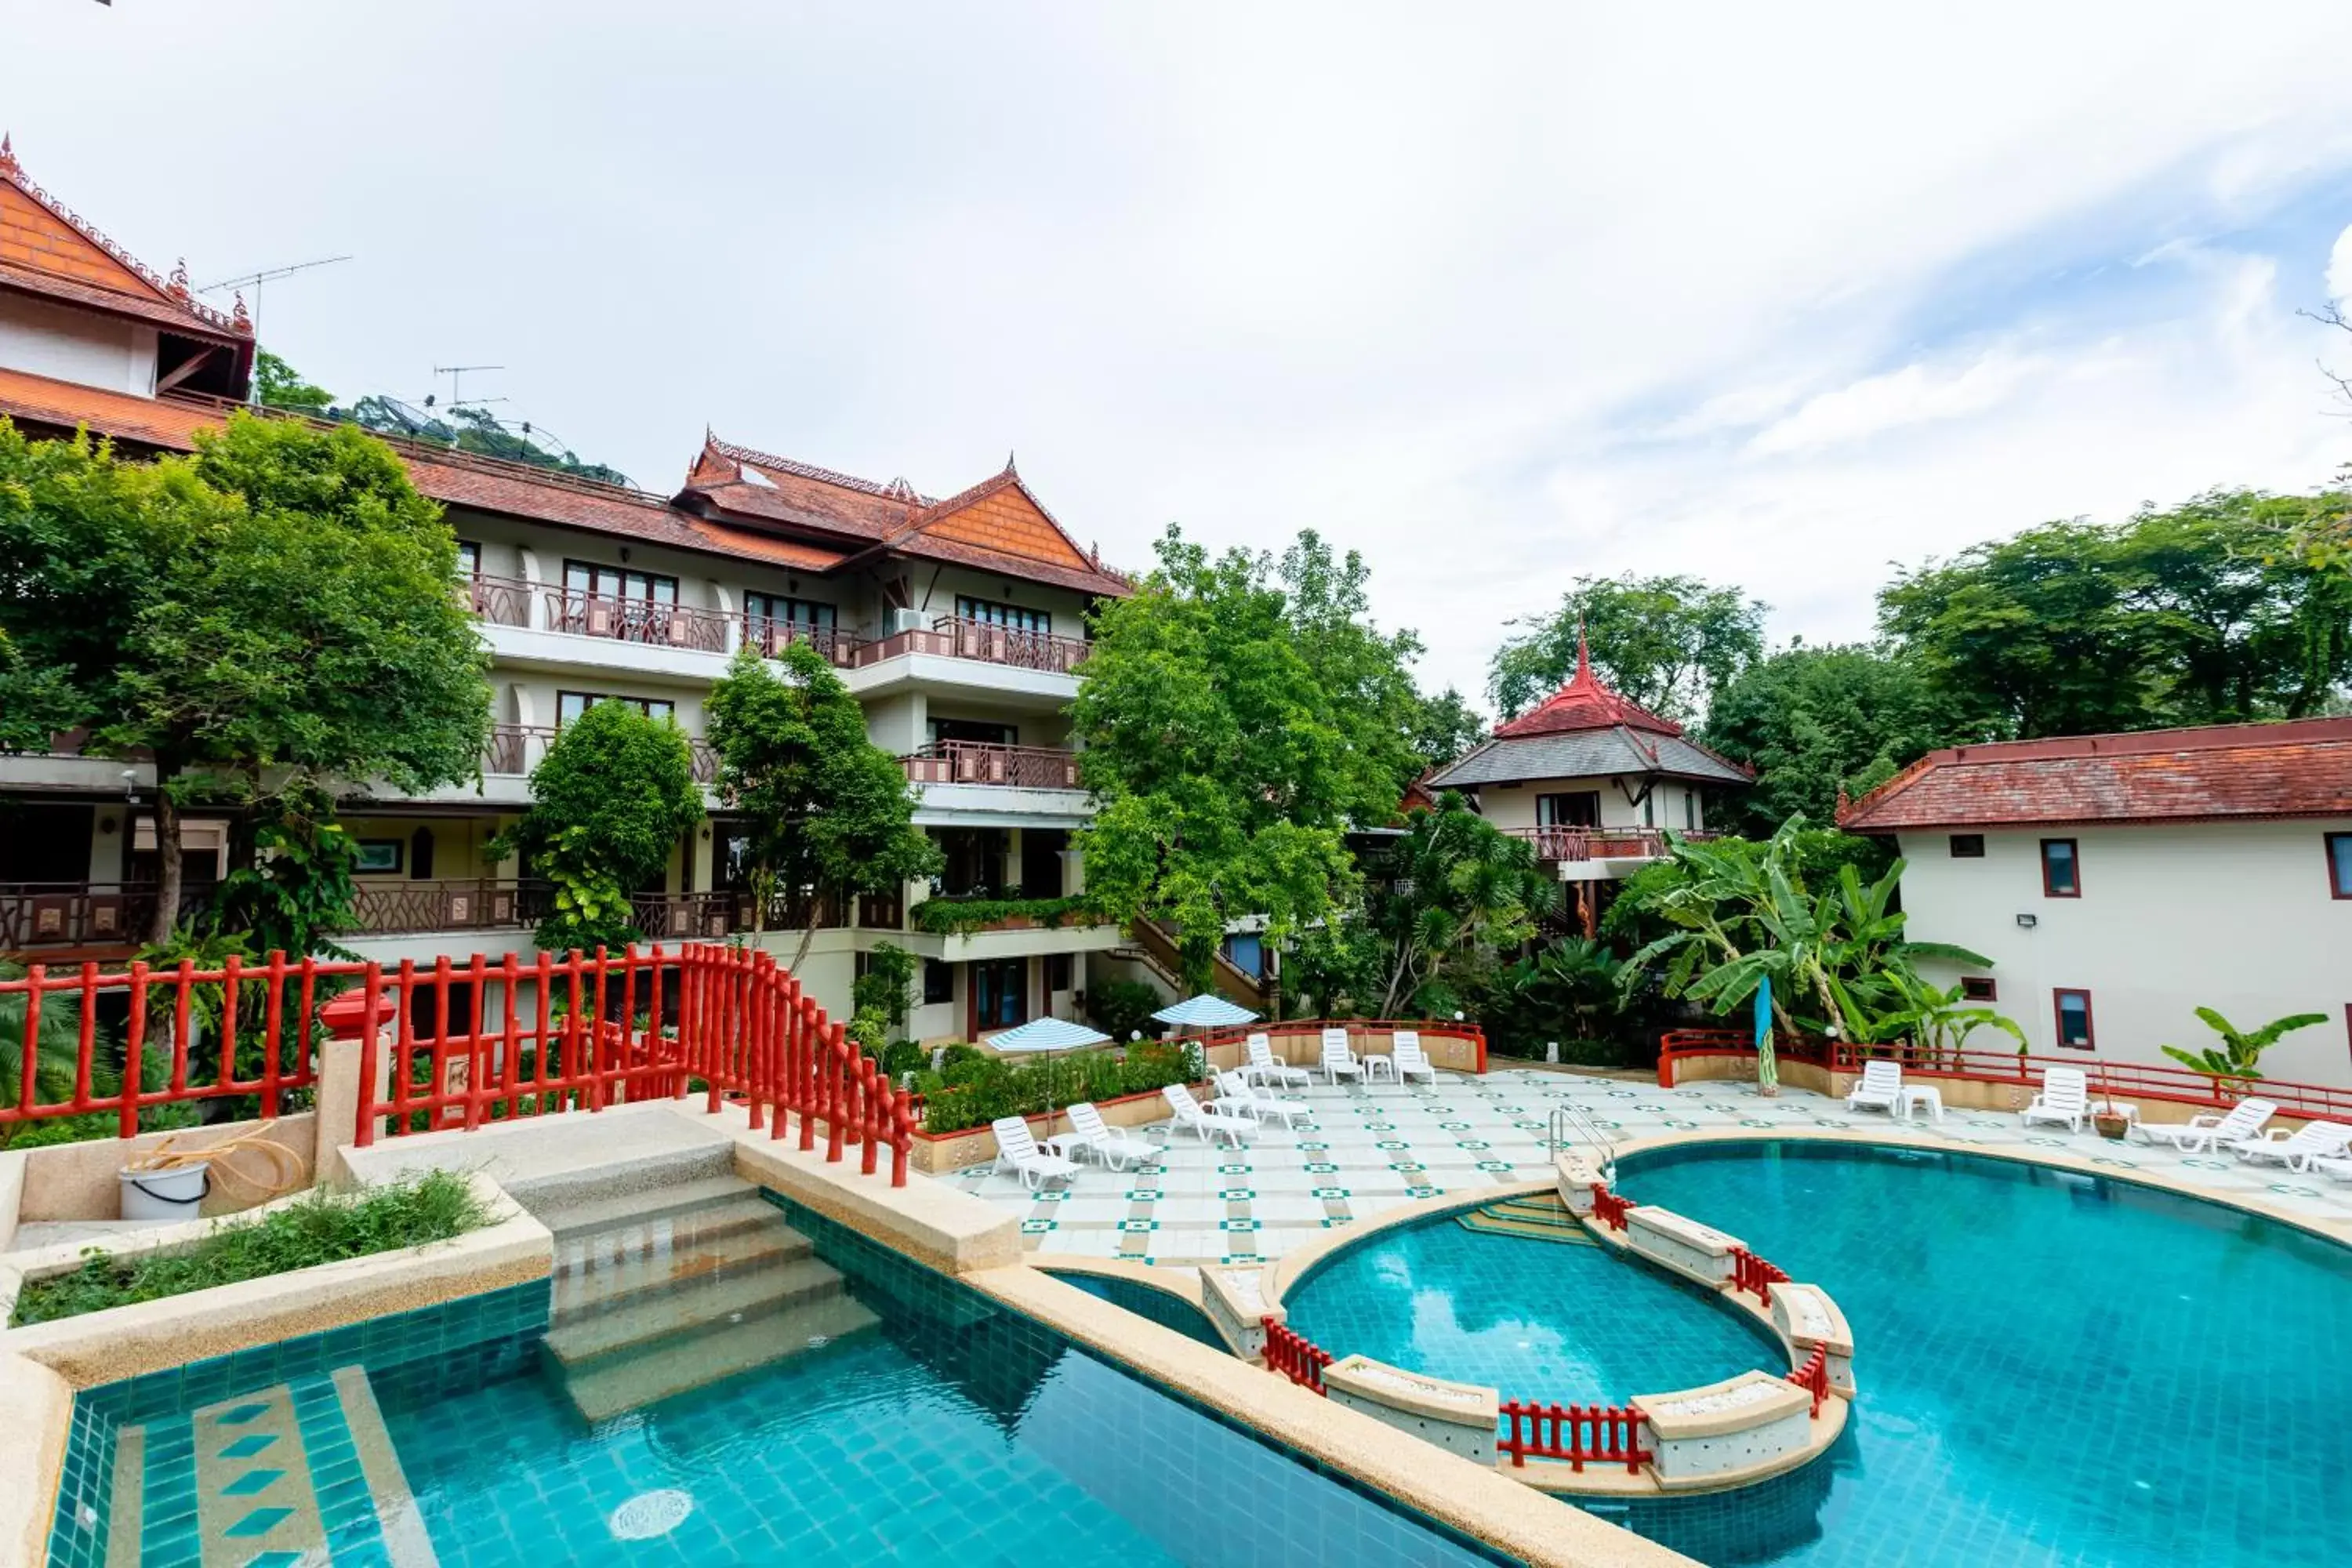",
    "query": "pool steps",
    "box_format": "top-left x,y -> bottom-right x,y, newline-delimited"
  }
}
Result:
1457,1191 -> 1596,1245
527,1175 -> 880,1423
